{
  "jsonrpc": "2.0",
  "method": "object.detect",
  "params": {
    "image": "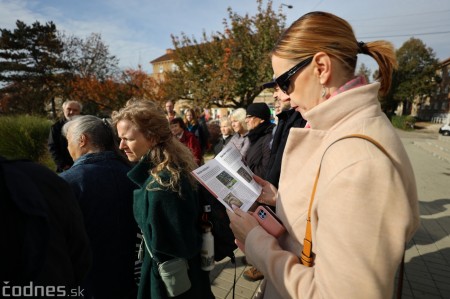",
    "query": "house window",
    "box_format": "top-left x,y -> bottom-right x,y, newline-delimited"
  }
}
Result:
172,64 -> 178,72
159,66 -> 163,73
